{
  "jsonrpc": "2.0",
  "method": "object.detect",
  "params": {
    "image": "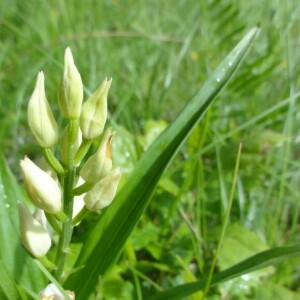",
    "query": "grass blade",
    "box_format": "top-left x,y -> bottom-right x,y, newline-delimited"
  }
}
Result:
202,144 -> 242,298
0,260 -> 20,300
66,27 -> 259,299
148,243 -> 300,300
